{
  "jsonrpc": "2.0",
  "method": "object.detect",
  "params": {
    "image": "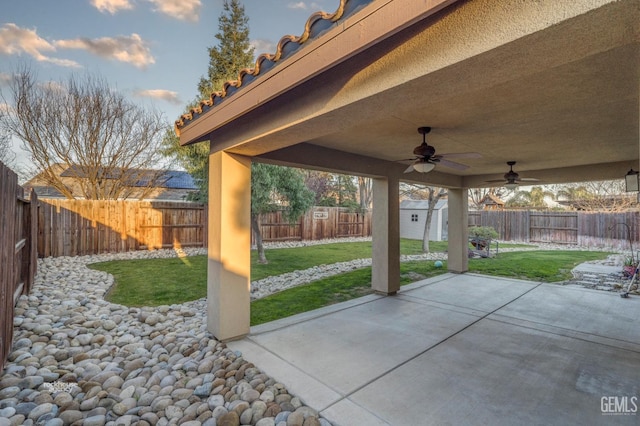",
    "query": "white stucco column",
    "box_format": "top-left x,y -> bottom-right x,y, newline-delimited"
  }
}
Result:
207,151 -> 252,341
371,177 -> 400,294
447,187 -> 468,273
